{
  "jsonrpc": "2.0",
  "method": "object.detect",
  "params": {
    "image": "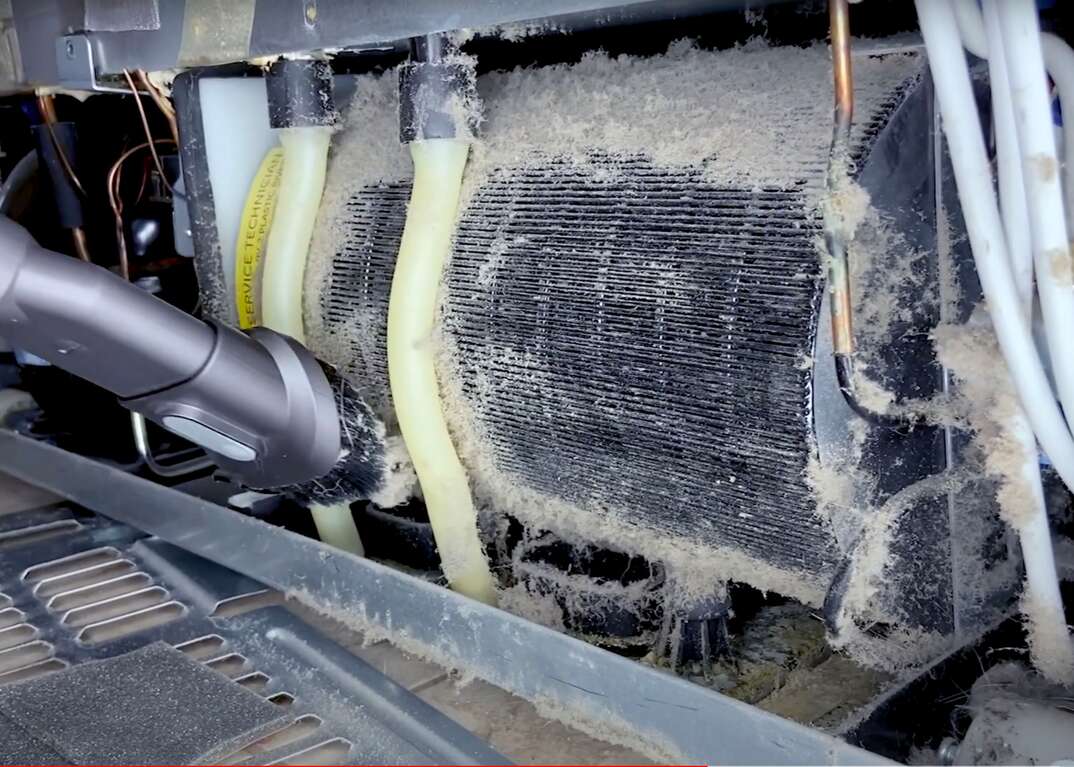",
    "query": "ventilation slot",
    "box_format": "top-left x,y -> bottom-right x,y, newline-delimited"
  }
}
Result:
0,592 -> 10,610
0,520 -> 82,550
204,653 -> 249,679
174,634 -> 227,660
47,572 -> 154,611
234,672 -> 270,692
0,608 -> 26,630
0,623 -> 37,651
224,716 -> 323,763
0,658 -> 67,685
0,640 -> 53,674
62,587 -> 169,628
211,589 -> 282,618
23,547 -> 122,584
266,692 -> 295,707
77,601 -> 186,645
269,739 -> 352,766
33,559 -> 137,598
